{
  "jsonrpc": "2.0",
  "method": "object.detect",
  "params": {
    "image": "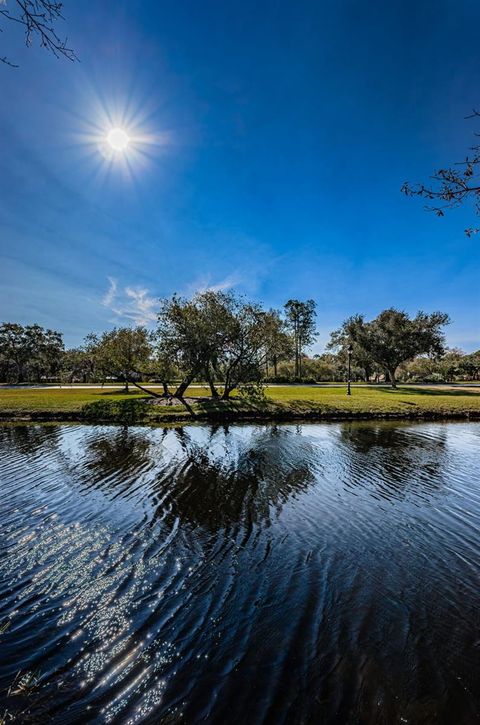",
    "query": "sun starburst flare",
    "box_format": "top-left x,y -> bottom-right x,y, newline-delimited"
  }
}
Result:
70,89 -> 171,184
